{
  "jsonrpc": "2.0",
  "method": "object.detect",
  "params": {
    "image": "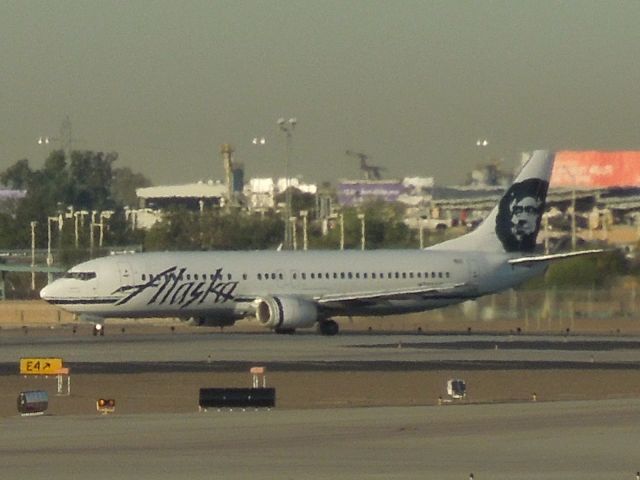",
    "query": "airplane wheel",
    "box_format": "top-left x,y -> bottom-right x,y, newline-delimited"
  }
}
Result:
275,327 -> 296,334
318,320 -> 339,336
